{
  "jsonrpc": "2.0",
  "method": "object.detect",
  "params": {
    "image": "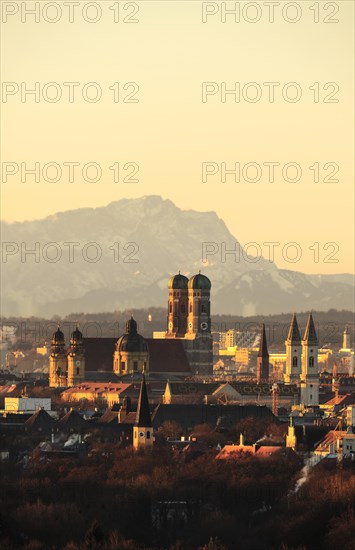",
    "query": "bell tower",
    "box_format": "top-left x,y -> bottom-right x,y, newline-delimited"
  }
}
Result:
67,326 -> 85,387
133,373 -> 153,451
284,314 -> 302,384
49,327 -> 67,387
300,313 -> 319,406
166,272 -> 188,337
256,323 -> 269,382
186,272 -> 211,336
286,416 -> 297,450
184,272 -> 213,375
